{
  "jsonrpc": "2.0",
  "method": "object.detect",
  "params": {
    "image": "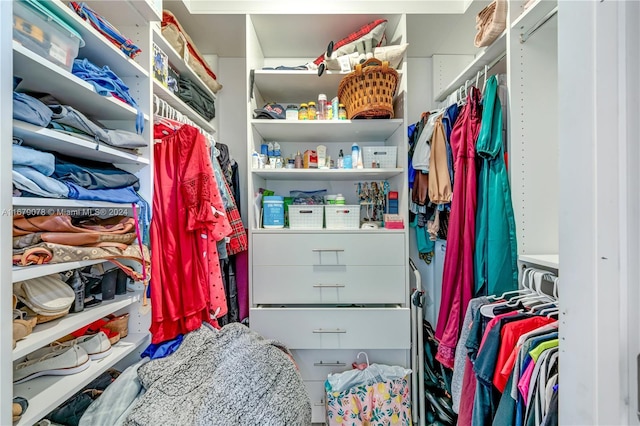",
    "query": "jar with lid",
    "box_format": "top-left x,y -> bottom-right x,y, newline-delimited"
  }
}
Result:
338,103 -> 347,120
298,103 -> 308,120
308,102 -> 317,120
286,104 -> 298,120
